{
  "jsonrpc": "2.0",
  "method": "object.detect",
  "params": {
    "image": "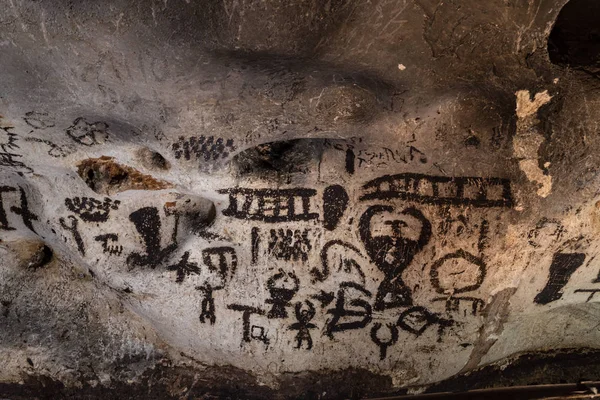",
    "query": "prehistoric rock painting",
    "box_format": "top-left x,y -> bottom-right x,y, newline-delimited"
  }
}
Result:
172,136 -> 236,163
323,139 -> 429,173
0,128 -> 33,172
267,229 -> 311,262
25,137 -> 72,157
0,127 -> 20,153
325,282 -> 373,338
322,185 -> 349,230
312,240 -> 366,283
65,197 -> 120,222
360,173 -> 513,208
23,111 -> 56,129
9,186 -> 39,233
0,120 -> 578,395
227,304 -> 269,345
66,117 -> 109,146
360,205 -> 432,309
289,300 -> 317,349
94,233 -> 123,255
535,252 -> 586,304
167,251 -> 201,283
3,1 -> 600,396
127,207 -> 178,268
430,250 -> 487,314
60,215 -> 85,255
218,188 -> 319,222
